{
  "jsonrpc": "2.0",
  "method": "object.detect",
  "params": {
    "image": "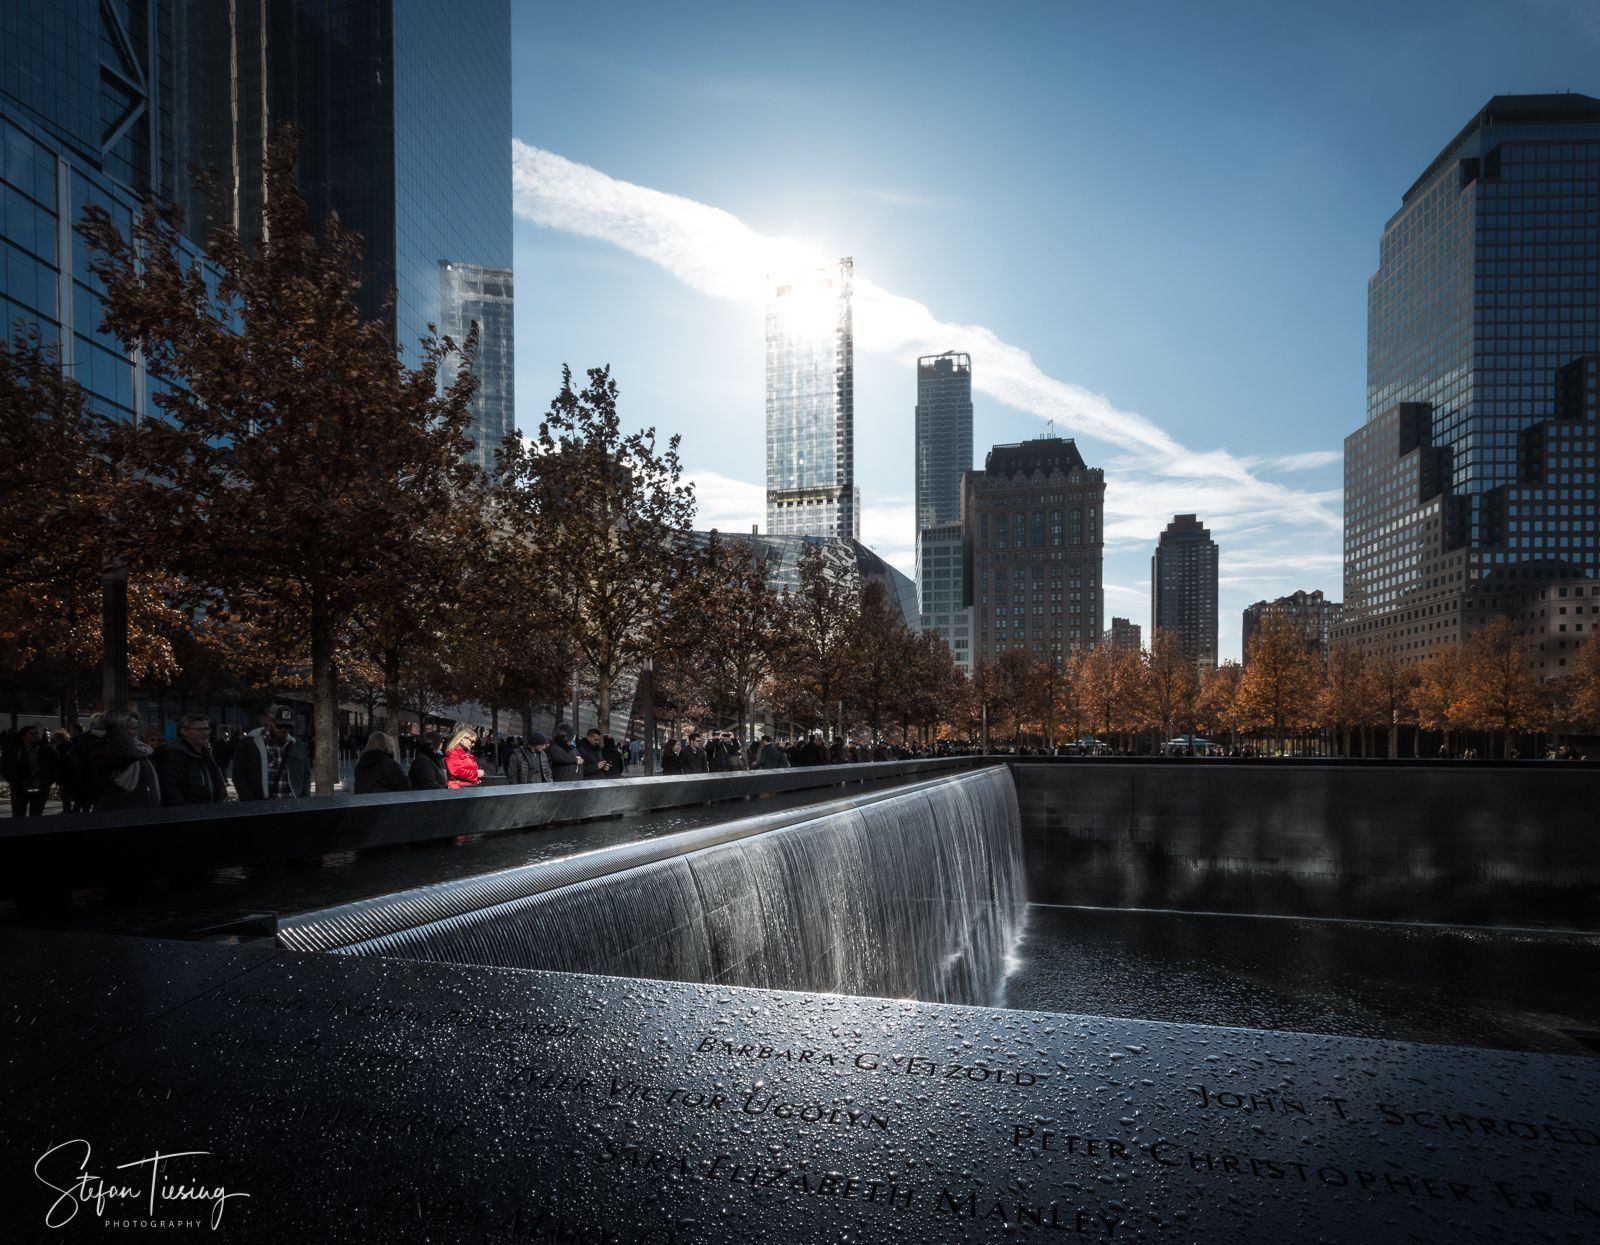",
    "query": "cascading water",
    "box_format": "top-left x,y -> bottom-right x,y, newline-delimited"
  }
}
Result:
279,766 -> 1025,1006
